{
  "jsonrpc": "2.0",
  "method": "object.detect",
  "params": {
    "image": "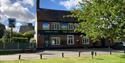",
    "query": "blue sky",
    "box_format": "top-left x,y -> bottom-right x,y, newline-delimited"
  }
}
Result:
0,0 -> 81,32
40,0 -> 67,10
